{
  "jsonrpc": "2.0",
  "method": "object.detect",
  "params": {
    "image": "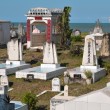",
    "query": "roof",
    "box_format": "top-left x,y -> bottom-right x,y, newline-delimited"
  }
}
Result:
0,20 -> 10,23
92,19 -> 104,34
26,7 -> 63,17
